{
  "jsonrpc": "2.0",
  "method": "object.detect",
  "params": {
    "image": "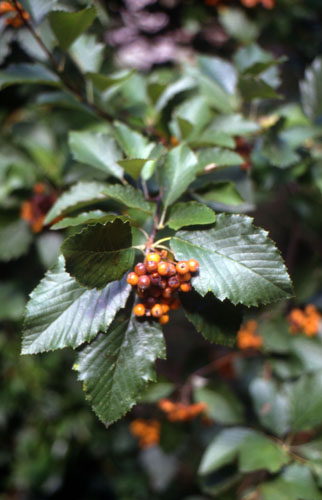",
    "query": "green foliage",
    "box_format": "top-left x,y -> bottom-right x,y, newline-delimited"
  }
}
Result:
61,219 -> 135,289
22,255 -> 131,354
75,315 -> 166,424
2,1 -> 322,497
49,7 -> 97,51
171,214 -> 293,306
